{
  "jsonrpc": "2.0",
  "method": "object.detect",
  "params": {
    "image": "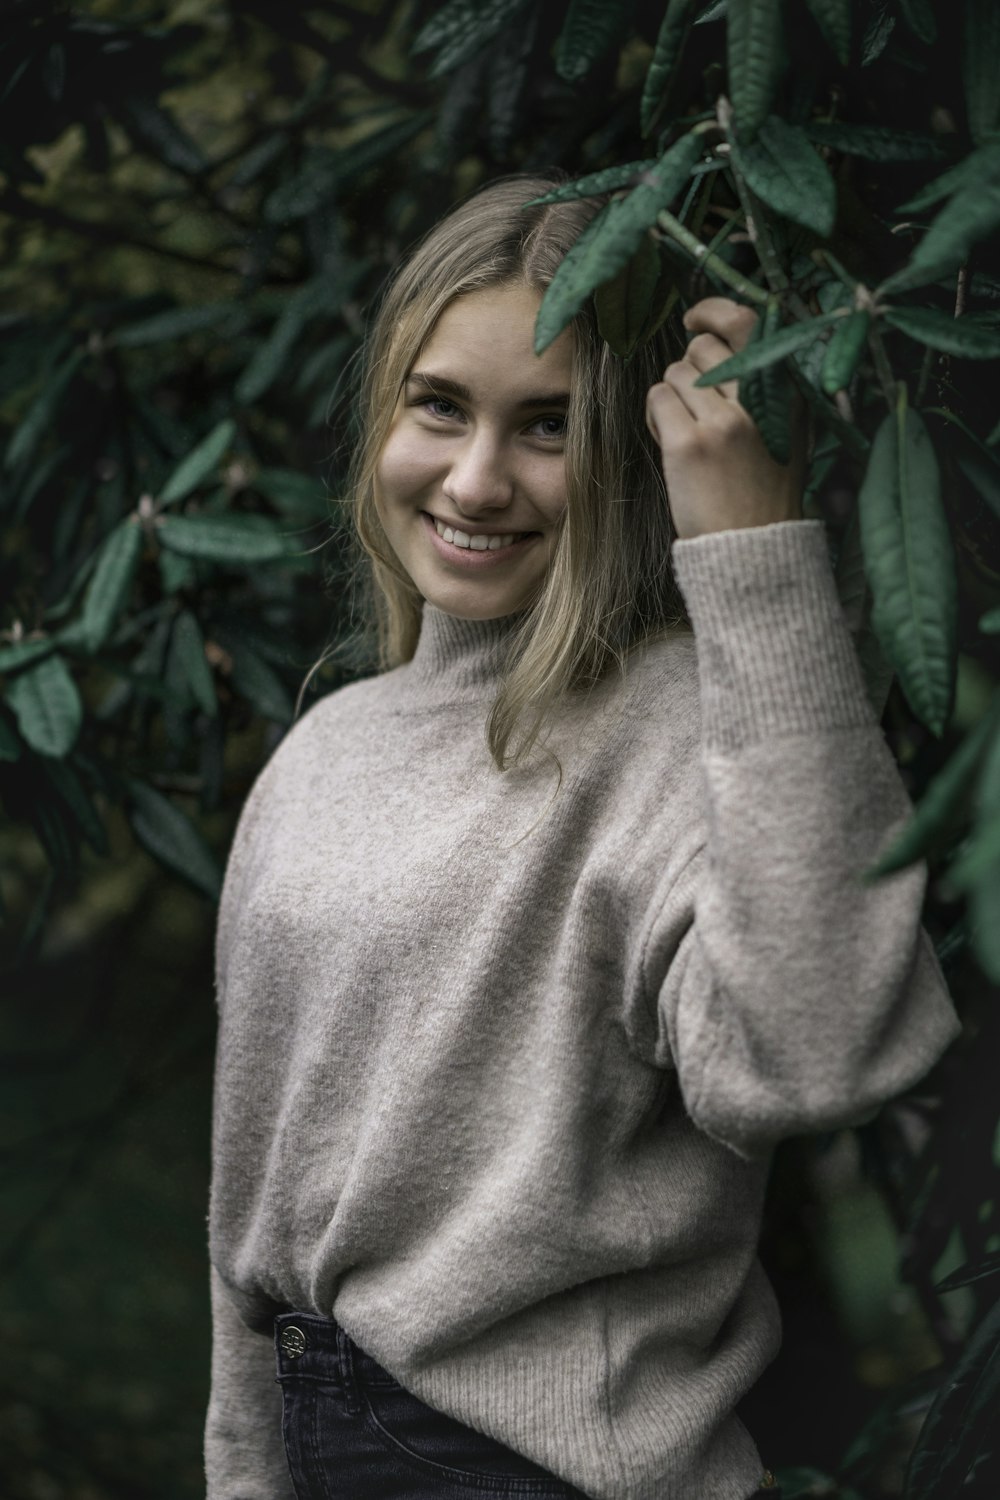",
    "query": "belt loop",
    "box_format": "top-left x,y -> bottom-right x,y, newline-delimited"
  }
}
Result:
336,1323 -> 362,1416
